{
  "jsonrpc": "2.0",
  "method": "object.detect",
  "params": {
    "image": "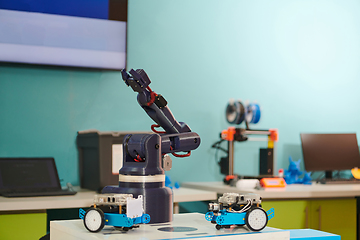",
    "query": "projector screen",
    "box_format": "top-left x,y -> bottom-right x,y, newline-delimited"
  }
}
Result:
0,0 -> 127,70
